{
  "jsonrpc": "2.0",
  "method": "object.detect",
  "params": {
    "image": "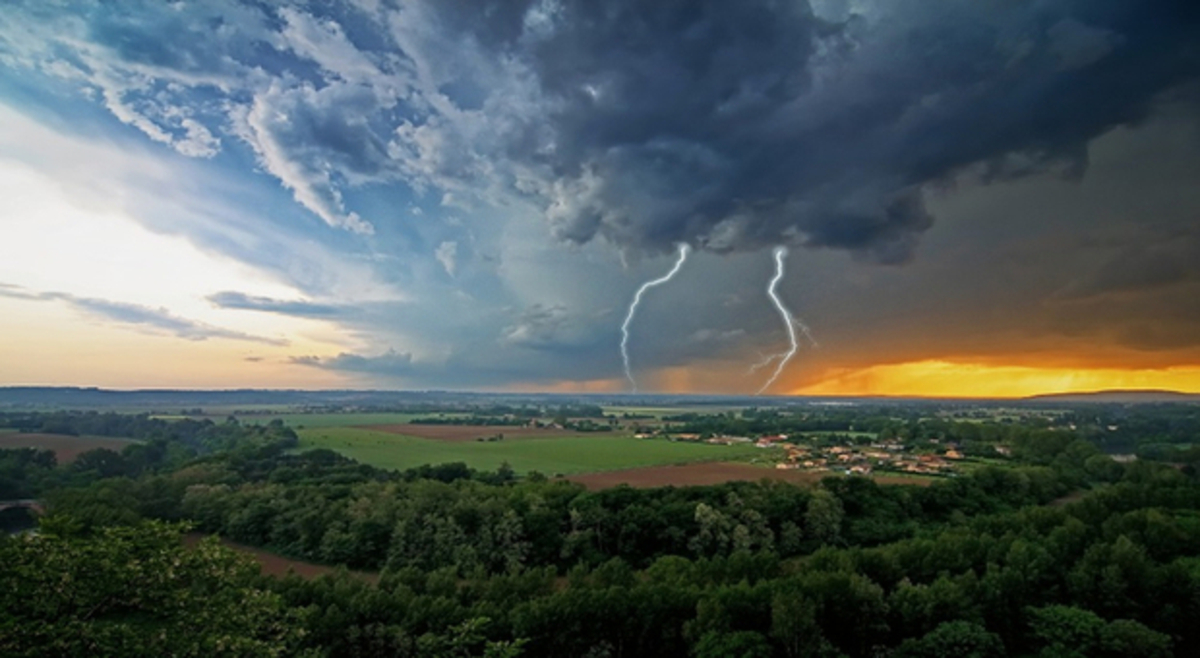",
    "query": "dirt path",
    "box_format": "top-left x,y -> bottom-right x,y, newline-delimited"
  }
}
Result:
183,532 -> 378,582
